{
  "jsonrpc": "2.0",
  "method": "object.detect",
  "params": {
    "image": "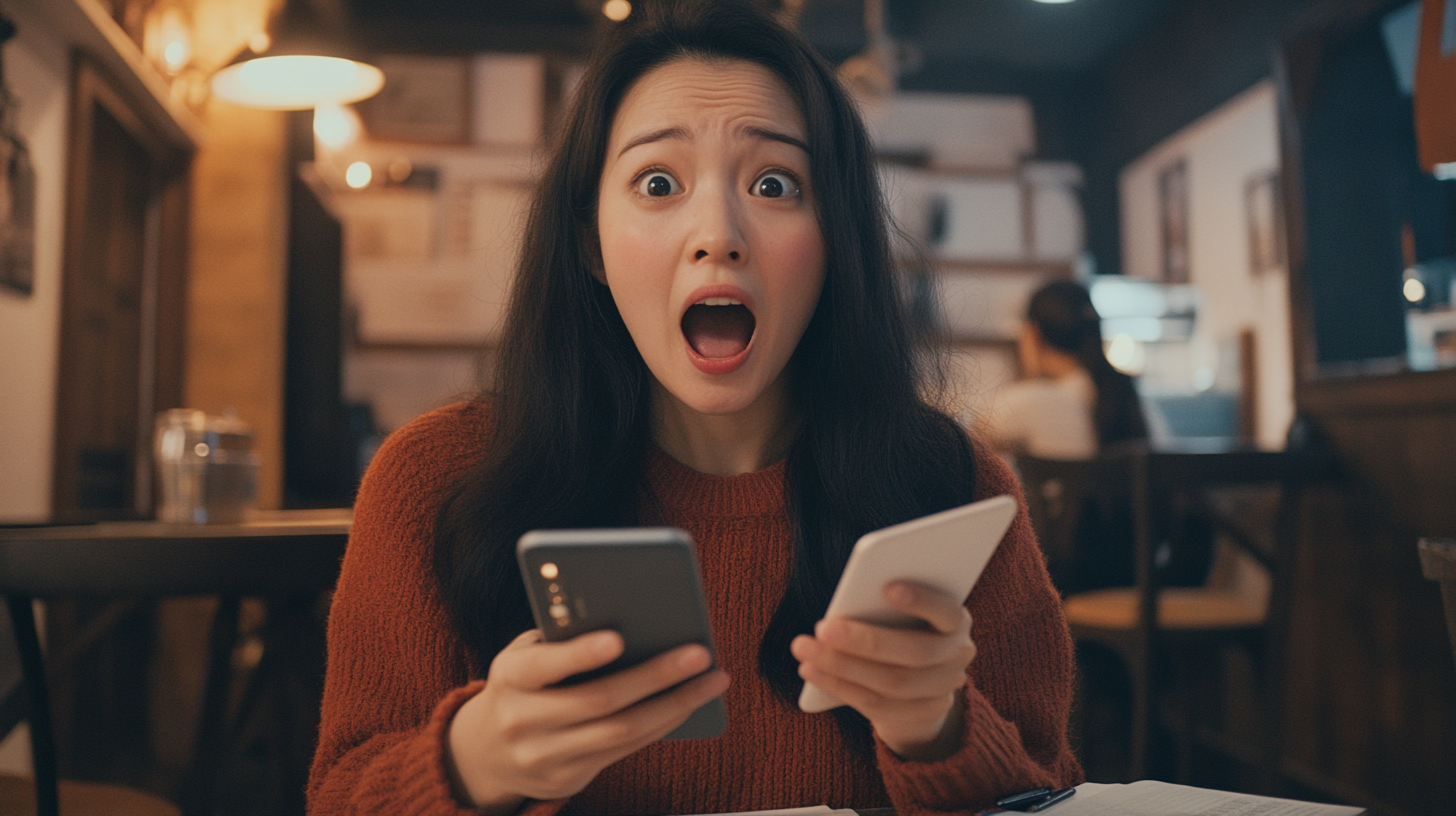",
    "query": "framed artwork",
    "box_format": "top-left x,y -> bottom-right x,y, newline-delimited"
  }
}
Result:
359,55 -> 471,144
1158,158 -> 1190,283
1245,170 -> 1285,276
0,131 -> 34,296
